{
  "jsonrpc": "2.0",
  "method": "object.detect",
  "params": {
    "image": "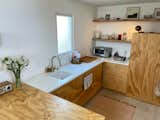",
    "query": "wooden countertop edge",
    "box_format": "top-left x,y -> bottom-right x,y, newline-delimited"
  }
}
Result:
0,84 -> 105,120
